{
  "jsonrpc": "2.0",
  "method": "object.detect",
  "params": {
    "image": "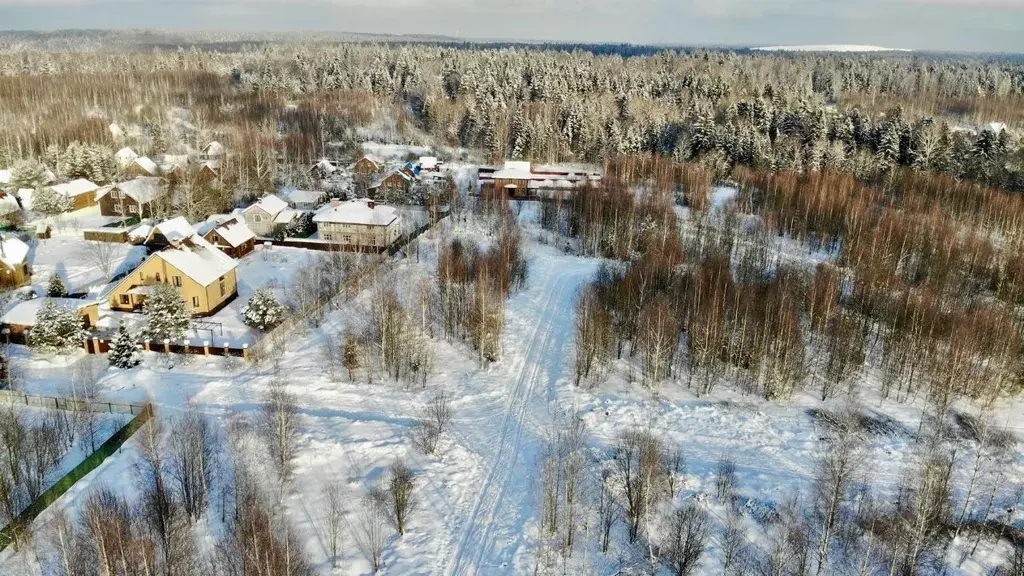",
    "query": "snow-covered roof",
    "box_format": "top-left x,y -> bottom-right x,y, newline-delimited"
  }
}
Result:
147,216 -> 194,246
129,223 -> 153,241
207,216 -> 255,248
1,297 -> 94,327
0,194 -> 19,216
245,194 -> 289,217
0,235 -> 29,268
985,122 -> 1007,134
419,156 -> 439,170
274,208 -> 299,225
16,189 -> 33,210
49,178 -> 99,198
116,147 -> 138,165
281,189 -> 323,206
313,198 -> 399,227
312,159 -> 338,174
100,177 -> 165,205
0,170 -> 10,185
127,285 -> 157,296
492,161 -> 534,179
160,155 -> 190,171
203,141 -> 225,157
133,157 -> 159,175
154,235 -> 237,287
